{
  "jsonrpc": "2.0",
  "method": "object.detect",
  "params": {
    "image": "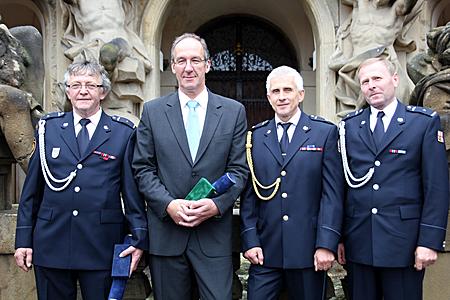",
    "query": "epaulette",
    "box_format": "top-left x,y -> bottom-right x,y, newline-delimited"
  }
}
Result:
250,120 -> 270,131
41,111 -> 65,120
406,105 -> 437,117
342,109 -> 364,121
111,115 -> 135,128
309,114 -> 333,125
